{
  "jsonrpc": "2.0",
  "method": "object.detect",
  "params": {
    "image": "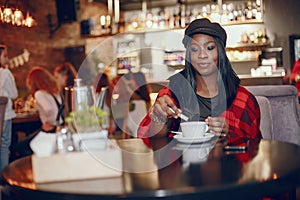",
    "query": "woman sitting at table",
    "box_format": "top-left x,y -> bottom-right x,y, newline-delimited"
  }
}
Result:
26,67 -> 64,132
53,62 -> 77,116
138,18 -> 262,146
15,67 -> 64,158
110,71 -> 152,136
